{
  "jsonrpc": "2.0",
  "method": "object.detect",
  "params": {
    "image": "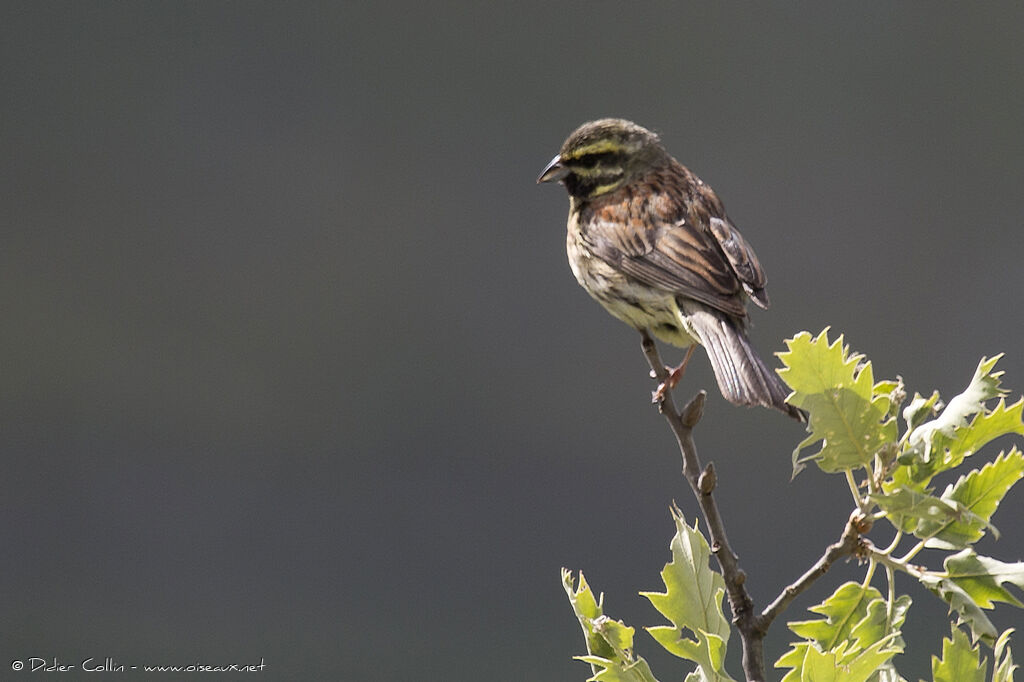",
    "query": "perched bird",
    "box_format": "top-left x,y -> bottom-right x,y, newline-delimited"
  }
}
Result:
538,118 -> 803,421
